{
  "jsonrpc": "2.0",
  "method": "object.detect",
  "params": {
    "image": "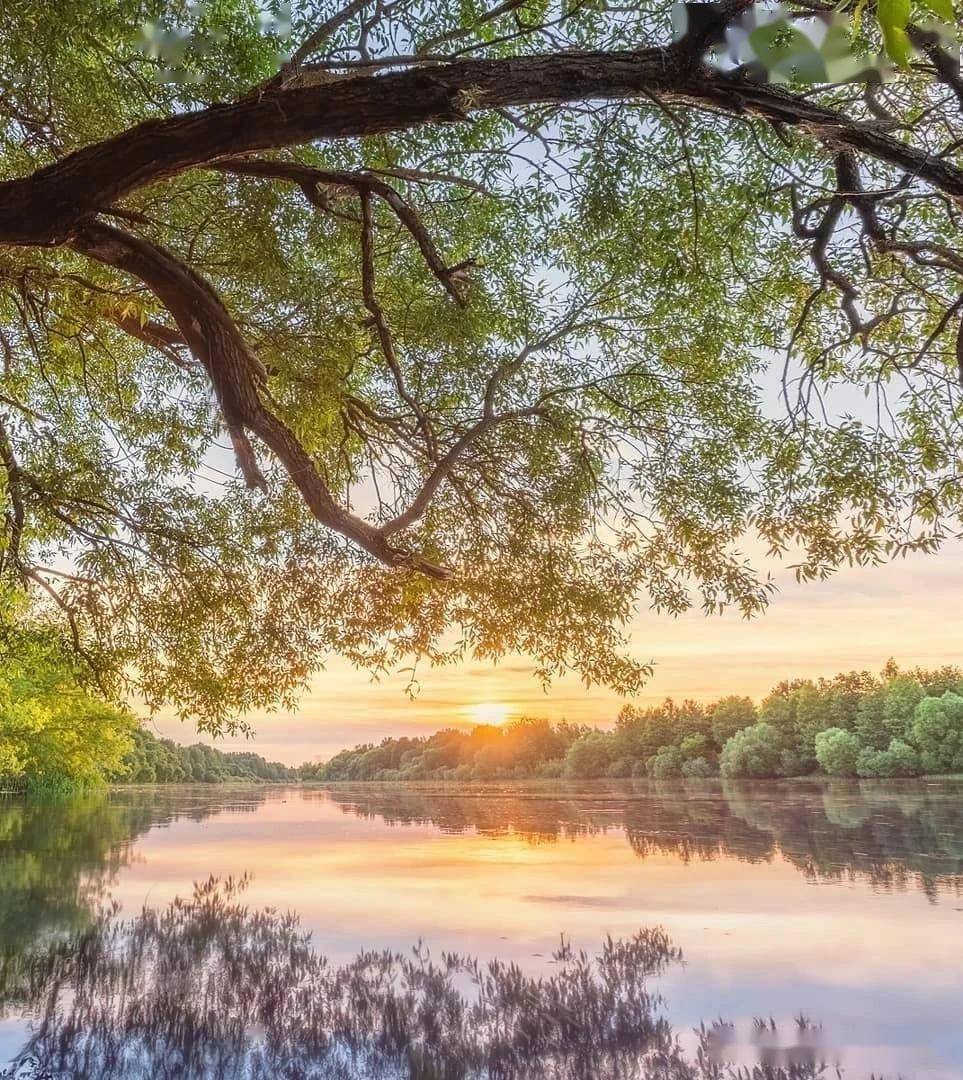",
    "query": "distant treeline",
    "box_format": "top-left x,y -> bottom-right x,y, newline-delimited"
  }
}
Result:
0,622 -> 297,792
300,661 -> 963,782
116,728 -> 297,785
